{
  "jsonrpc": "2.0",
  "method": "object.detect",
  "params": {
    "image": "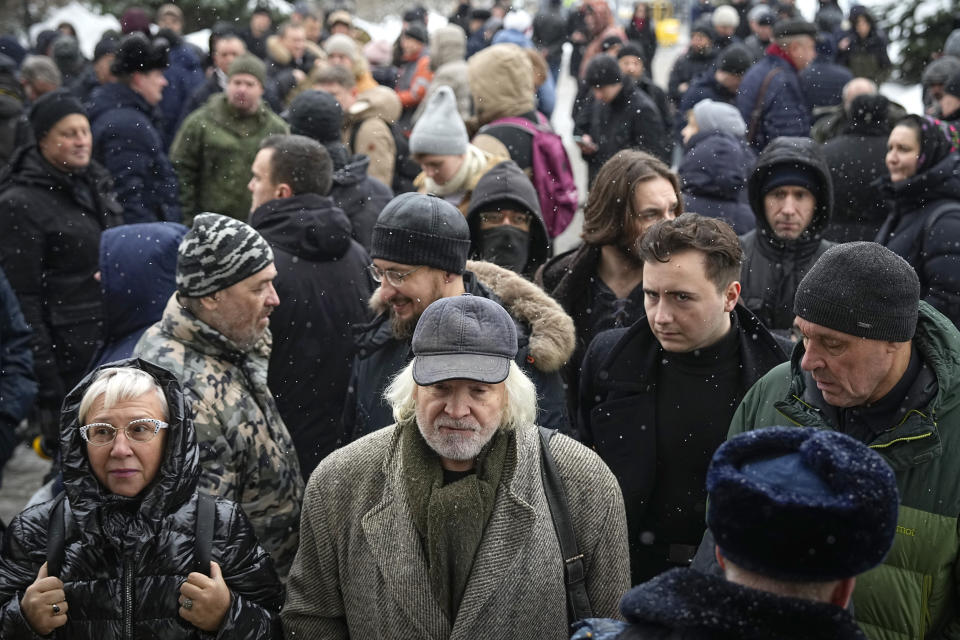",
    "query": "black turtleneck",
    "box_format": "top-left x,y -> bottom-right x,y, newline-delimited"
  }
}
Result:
642,313 -> 743,568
